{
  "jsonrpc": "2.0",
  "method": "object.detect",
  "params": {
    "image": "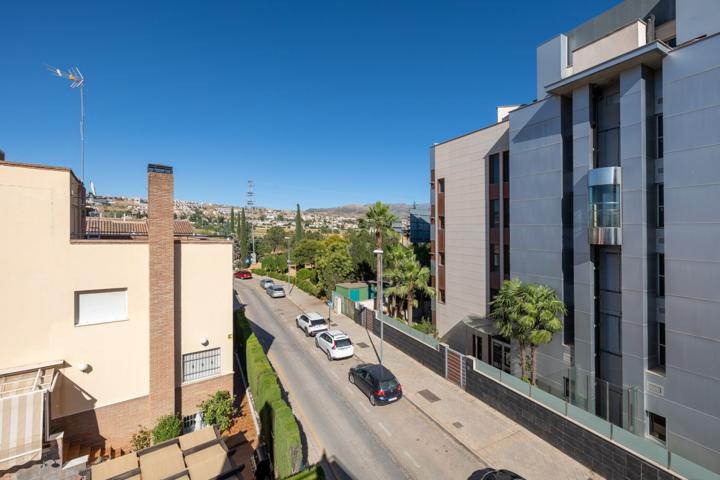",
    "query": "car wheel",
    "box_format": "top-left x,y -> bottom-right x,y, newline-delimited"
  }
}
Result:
326,350 -> 332,361
314,338 -> 319,348
305,329 -> 310,337
369,394 -> 376,406
348,373 -> 355,384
